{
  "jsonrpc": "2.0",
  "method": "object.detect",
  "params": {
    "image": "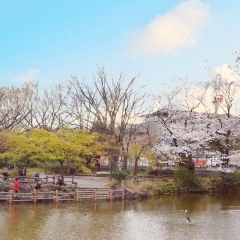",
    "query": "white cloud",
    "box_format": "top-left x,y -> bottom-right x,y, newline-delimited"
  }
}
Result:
214,64 -> 240,82
129,0 -> 210,56
13,68 -> 40,83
